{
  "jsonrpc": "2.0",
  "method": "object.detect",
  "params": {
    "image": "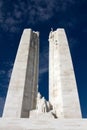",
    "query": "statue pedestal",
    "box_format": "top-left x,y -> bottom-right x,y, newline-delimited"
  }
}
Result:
30,110 -> 55,119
